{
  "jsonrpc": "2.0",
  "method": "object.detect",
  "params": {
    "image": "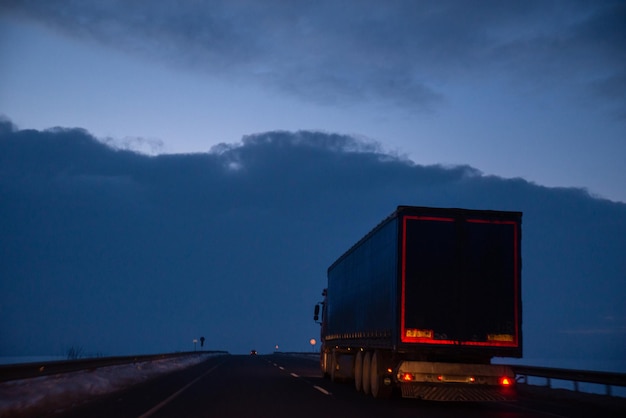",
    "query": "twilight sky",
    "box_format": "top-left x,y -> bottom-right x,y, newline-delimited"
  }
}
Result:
1,0 -> 625,202
0,1 -> 625,371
